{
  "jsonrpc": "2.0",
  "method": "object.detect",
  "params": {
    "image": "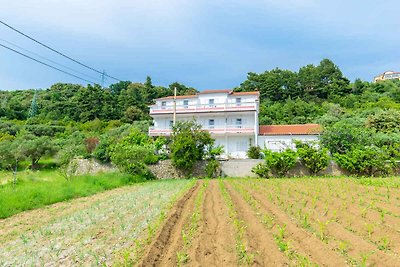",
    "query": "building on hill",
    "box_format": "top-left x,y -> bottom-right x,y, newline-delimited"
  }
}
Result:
149,89 -> 321,158
374,71 -> 400,82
